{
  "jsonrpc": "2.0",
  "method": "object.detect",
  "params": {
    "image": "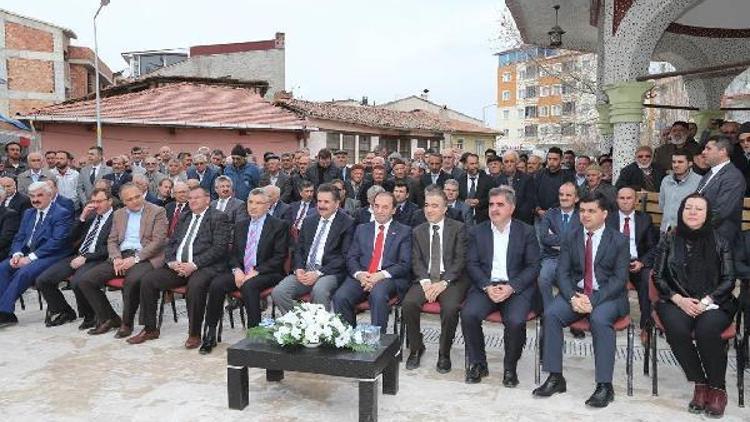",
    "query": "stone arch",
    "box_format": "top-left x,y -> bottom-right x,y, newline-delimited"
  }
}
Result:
652,32 -> 713,109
